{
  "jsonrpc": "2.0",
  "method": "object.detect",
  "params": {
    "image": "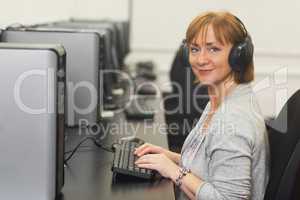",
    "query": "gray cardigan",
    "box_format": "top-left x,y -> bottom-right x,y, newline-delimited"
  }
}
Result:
178,83 -> 270,200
